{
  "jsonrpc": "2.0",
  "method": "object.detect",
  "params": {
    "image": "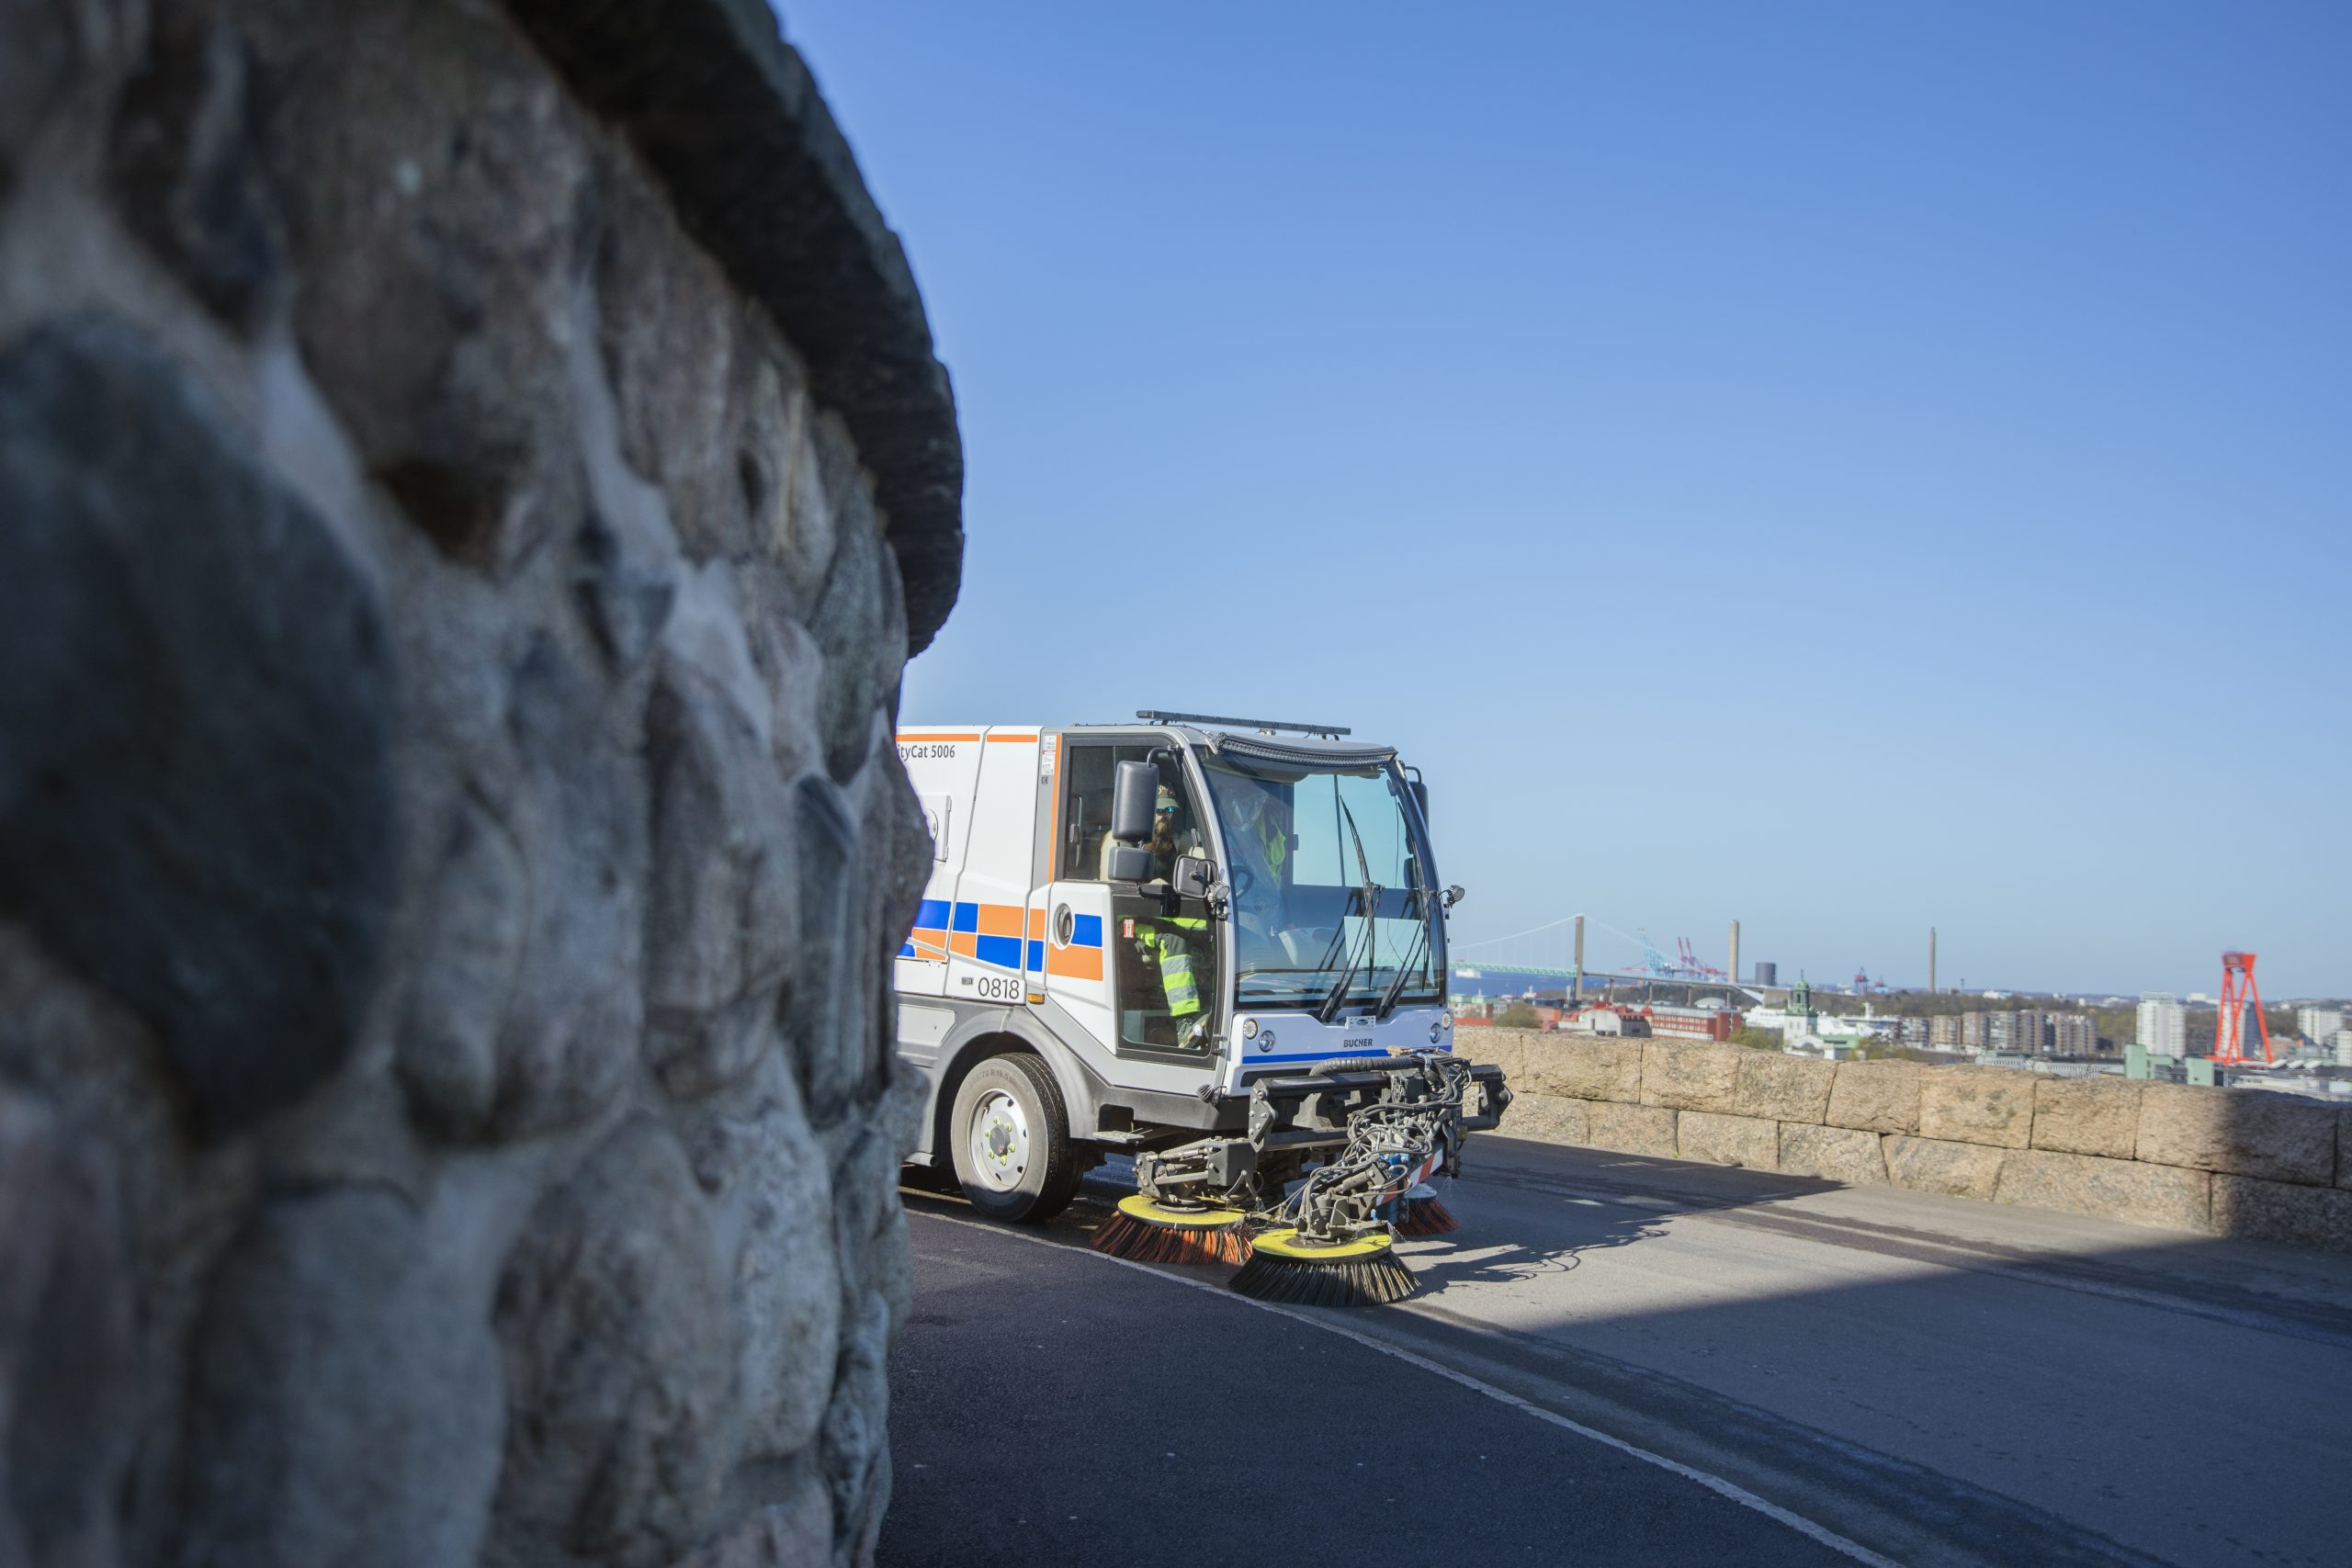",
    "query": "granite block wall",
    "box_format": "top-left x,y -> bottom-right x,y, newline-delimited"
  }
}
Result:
1461,1031 -> 2352,1253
